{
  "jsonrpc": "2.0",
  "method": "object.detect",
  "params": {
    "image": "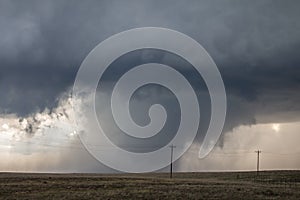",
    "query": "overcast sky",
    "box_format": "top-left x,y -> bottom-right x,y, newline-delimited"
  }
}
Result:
0,0 -> 300,172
